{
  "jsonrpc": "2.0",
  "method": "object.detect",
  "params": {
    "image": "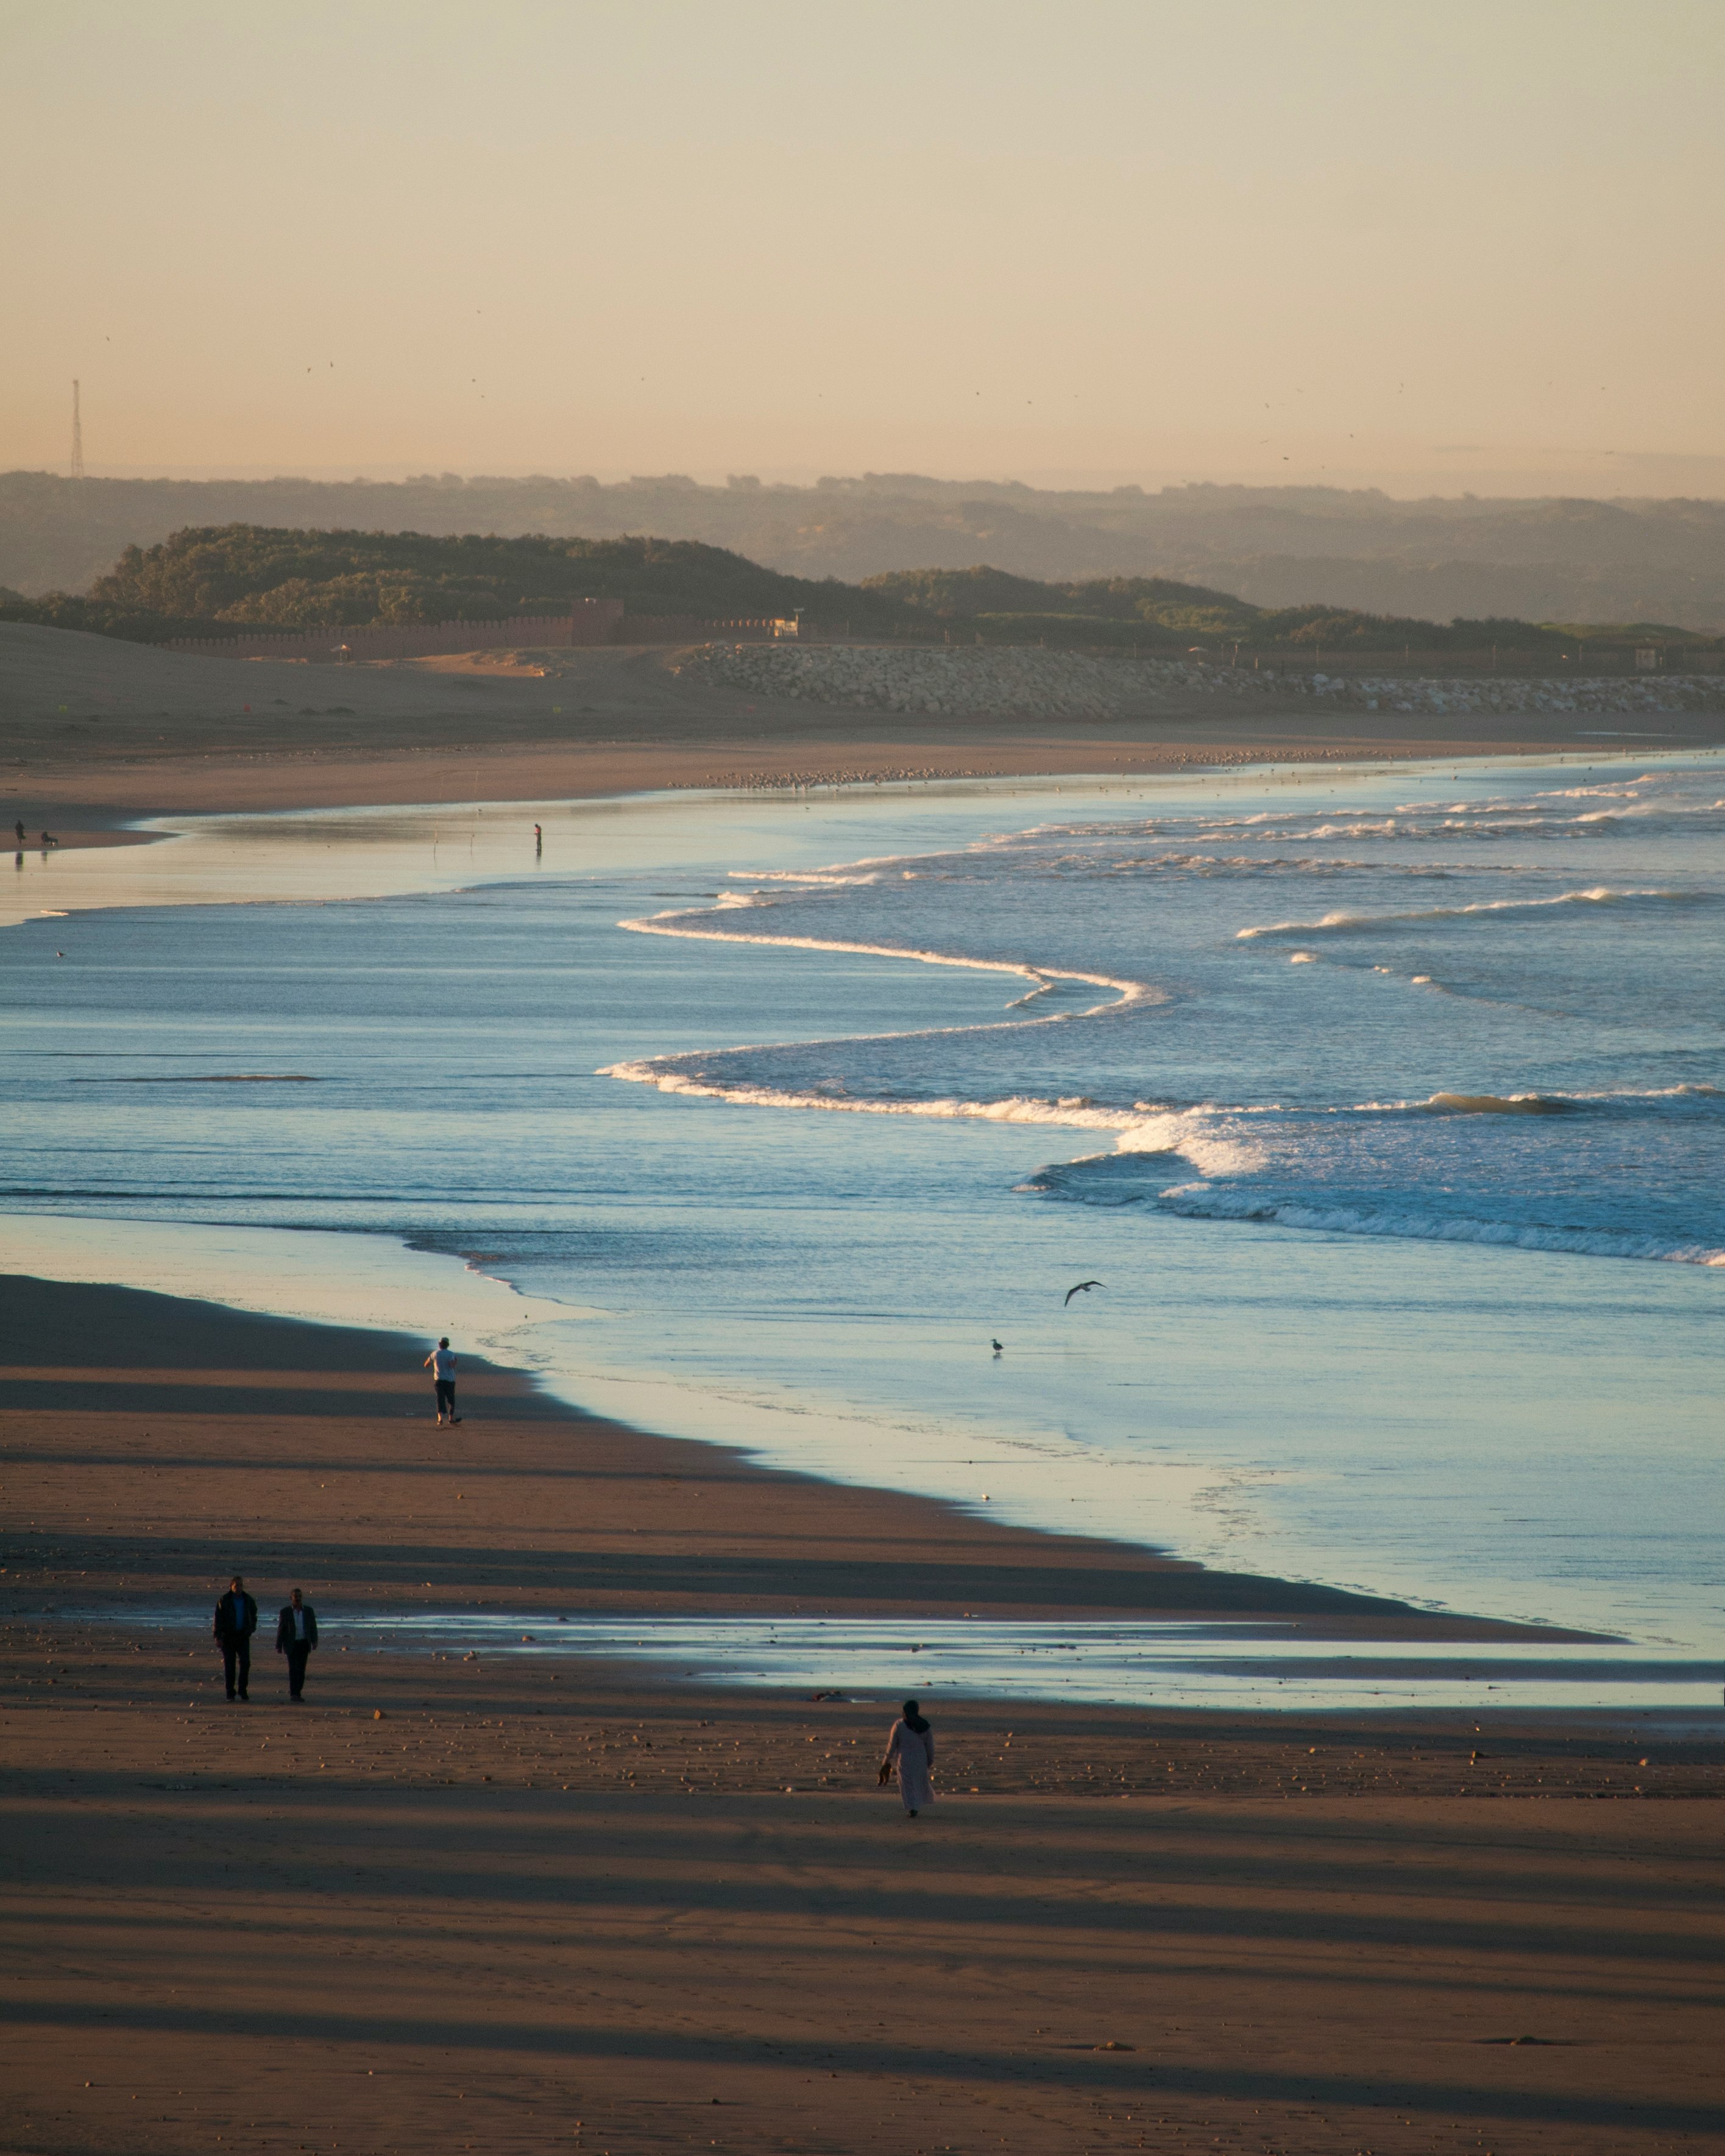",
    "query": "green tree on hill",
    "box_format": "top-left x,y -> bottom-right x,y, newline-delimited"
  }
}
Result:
80,526 -> 879,630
